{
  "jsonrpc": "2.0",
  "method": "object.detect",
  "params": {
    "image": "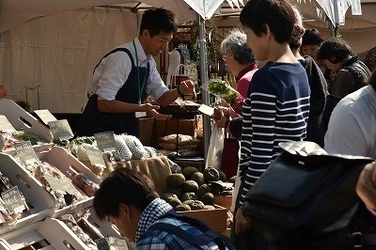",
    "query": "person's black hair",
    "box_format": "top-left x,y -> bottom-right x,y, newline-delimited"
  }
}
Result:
94,168 -> 159,220
240,0 -> 296,44
139,8 -> 177,37
302,29 -> 324,46
317,37 -> 352,64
